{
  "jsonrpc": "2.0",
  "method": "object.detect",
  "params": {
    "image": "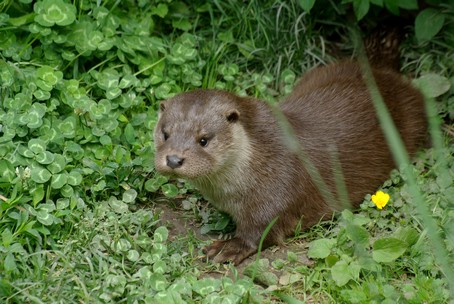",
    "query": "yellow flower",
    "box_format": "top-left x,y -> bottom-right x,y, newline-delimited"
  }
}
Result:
371,190 -> 390,209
